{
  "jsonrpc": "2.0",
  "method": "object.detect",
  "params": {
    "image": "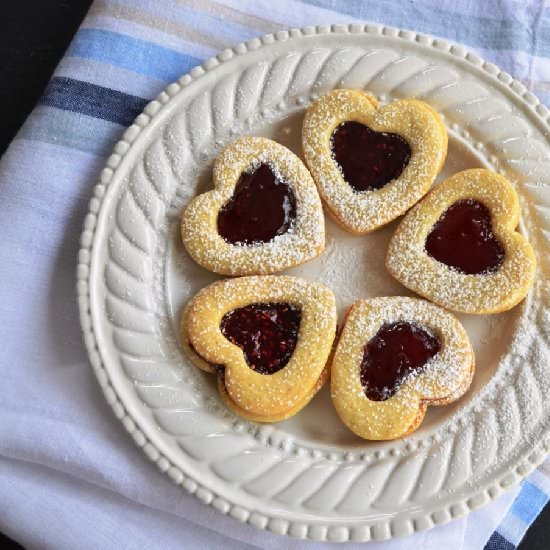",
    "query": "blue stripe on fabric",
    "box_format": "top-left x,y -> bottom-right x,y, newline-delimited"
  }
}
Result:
54,57 -> 166,100
82,15 -> 219,60
510,481 -> 549,524
301,0 -> 550,57
498,513 -> 529,547
66,29 -> 202,82
484,531 -> 515,550
39,77 -> 148,126
18,106 -> 122,156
